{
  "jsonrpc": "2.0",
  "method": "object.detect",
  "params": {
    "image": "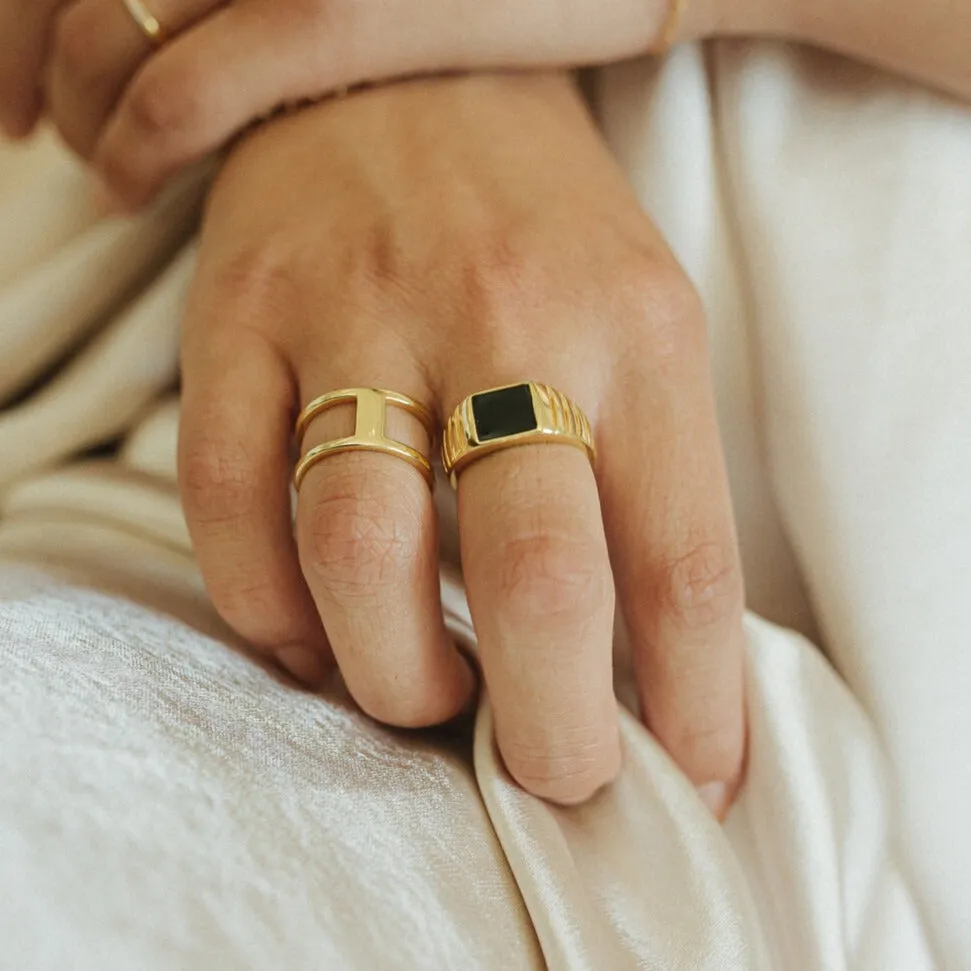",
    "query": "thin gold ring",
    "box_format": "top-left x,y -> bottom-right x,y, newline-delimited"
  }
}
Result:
293,388 -> 438,491
120,0 -> 166,44
441,382 -> 595,489
655,0 -> 688,52
295,388 -> 436,441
